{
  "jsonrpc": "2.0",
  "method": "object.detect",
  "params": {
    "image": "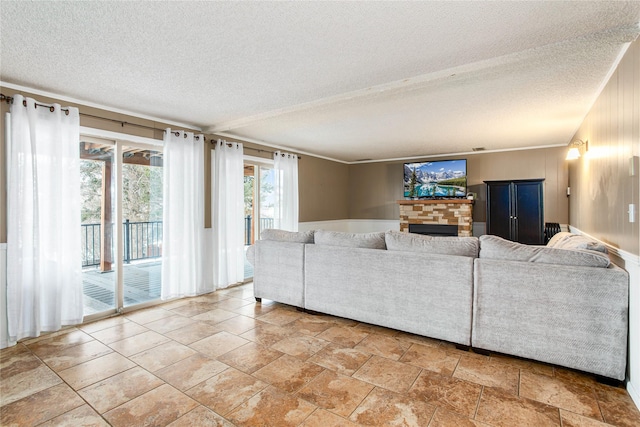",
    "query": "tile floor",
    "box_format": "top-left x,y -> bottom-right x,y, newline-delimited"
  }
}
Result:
2,283 -> 639,427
